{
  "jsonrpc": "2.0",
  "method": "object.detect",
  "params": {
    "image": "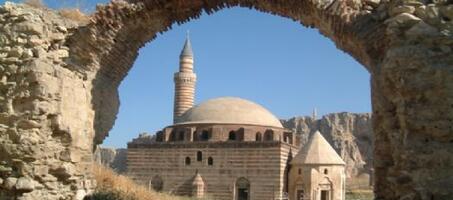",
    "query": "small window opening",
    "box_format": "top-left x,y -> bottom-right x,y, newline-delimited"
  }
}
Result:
201,130 -> 209,141
255,132 -> 262,141
178,131 -> 185,141
324,169 -> 328,174
298,168 -> 302,175
229,131 -> 236,141
170,131 -> 177,141
197,151 -> 202,161
185,157 -> 191,165
208,157 -> 213,166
